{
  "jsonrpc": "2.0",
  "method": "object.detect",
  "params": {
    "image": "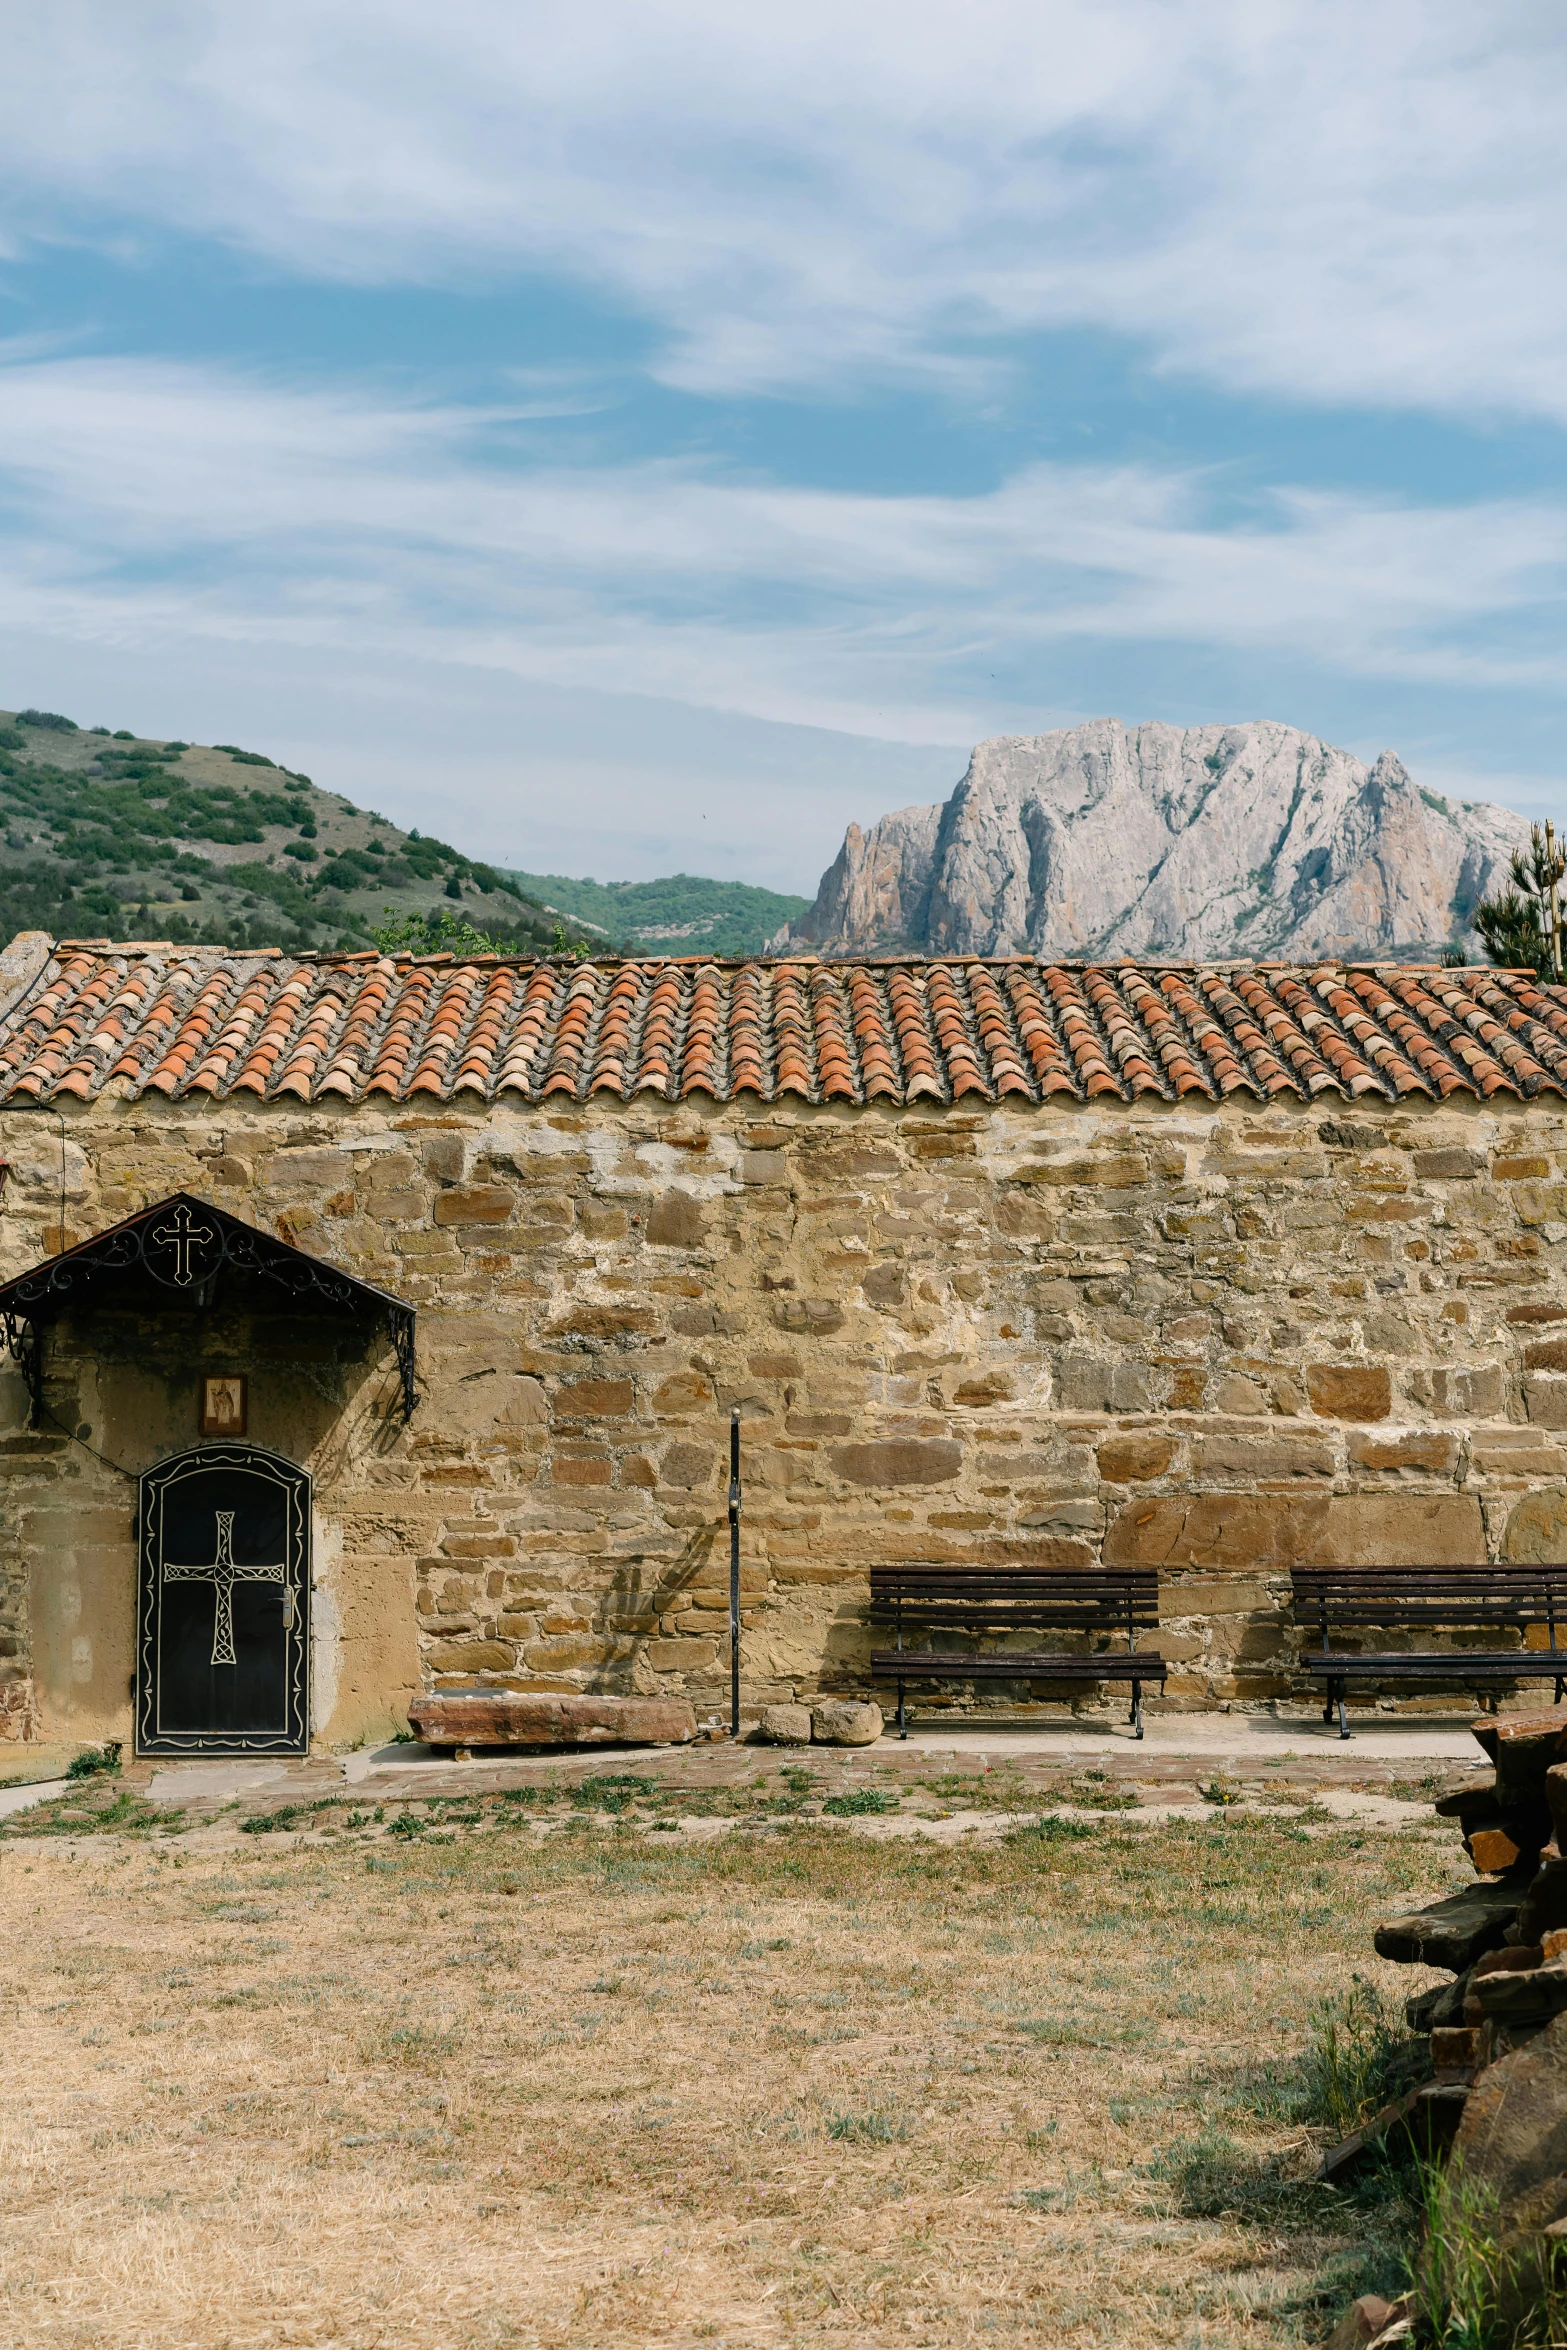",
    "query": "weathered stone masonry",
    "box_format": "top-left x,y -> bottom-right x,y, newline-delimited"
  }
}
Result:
8,1084 -> 1567,1747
